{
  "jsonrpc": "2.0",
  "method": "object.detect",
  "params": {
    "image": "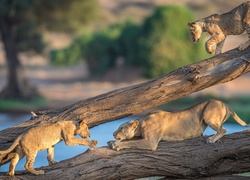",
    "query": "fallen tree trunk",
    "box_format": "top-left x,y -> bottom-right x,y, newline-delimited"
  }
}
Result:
2,132 -> 250,179
1,47 -> 250,179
